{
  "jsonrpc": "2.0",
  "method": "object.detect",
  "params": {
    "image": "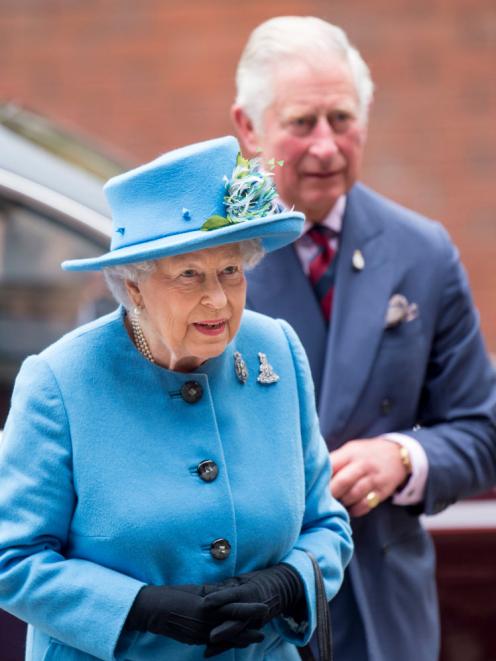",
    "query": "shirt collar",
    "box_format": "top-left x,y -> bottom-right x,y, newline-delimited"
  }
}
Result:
301,195 -> 346,235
